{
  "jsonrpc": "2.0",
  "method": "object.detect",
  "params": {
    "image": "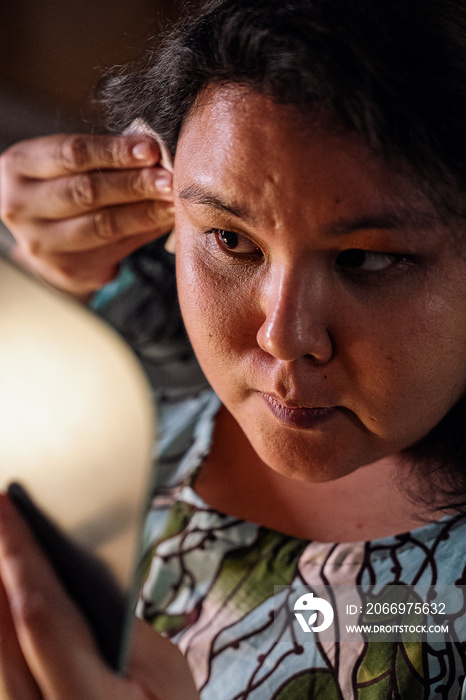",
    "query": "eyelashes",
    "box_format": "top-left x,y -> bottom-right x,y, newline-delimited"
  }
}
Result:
203,228 -> 416,280
208,229 -> 262,258
335,249 -> 411,273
